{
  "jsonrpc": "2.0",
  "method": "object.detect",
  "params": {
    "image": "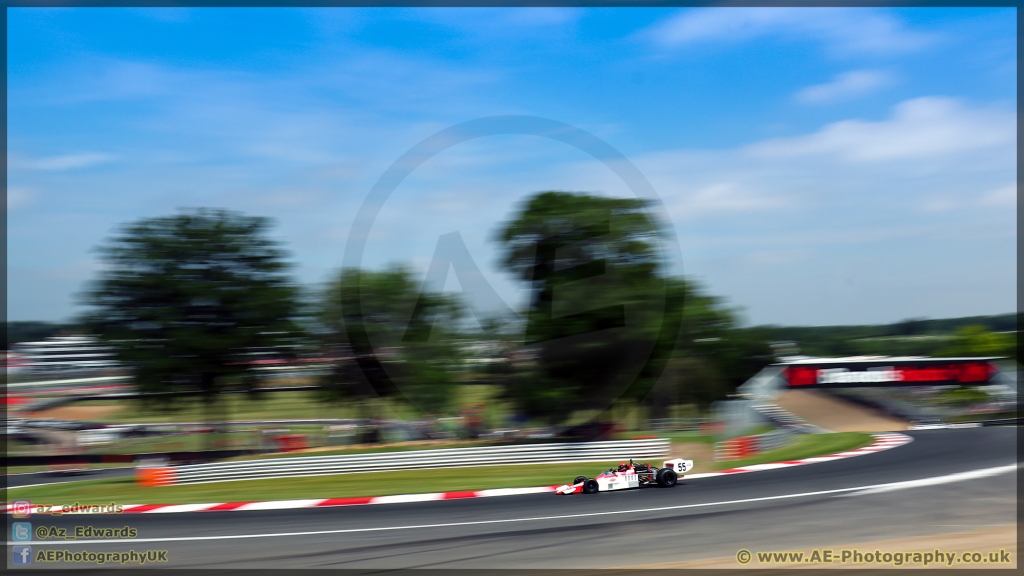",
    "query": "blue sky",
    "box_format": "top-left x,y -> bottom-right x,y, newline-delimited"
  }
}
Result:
7,8 -> 1017,326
